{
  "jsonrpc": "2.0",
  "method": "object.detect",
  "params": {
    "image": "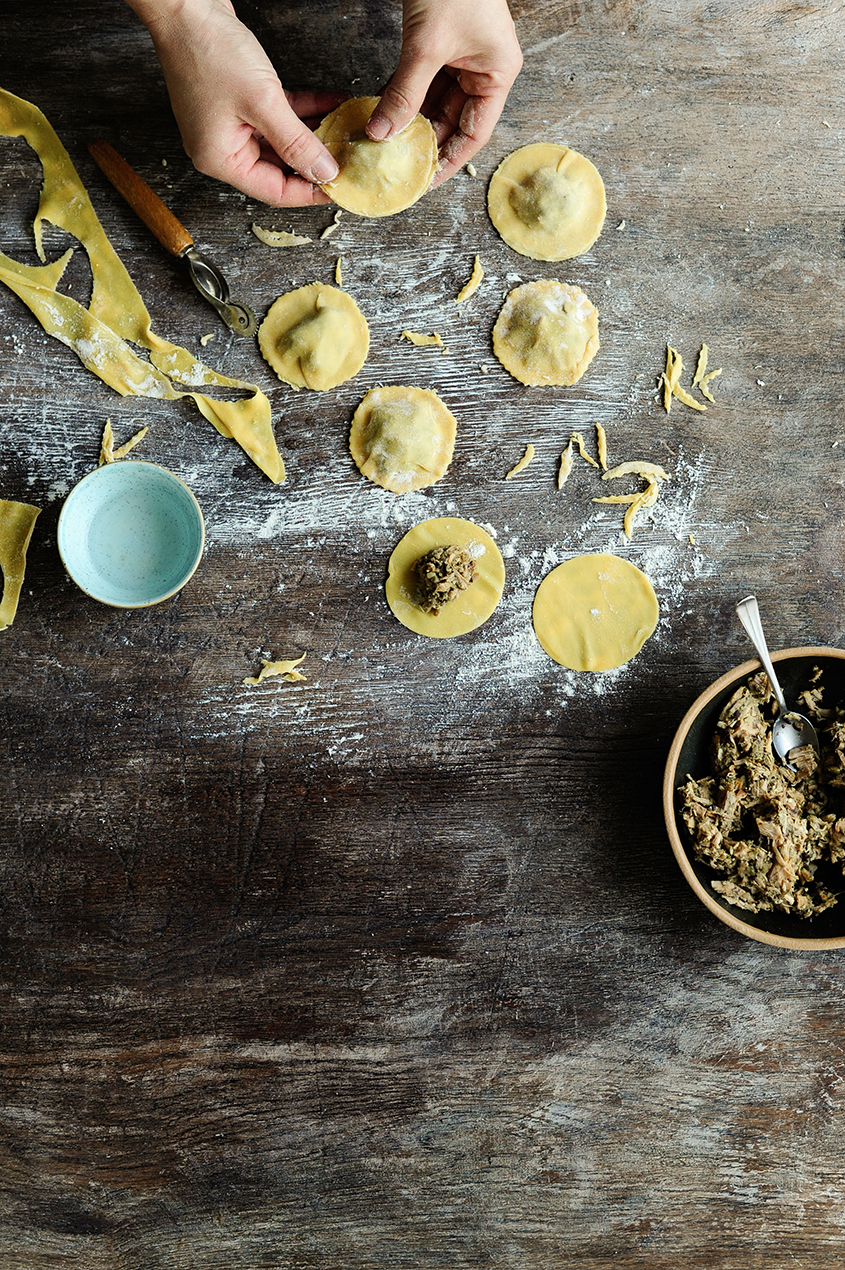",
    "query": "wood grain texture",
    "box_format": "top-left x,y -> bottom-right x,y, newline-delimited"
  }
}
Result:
2,1 -> 845,1265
